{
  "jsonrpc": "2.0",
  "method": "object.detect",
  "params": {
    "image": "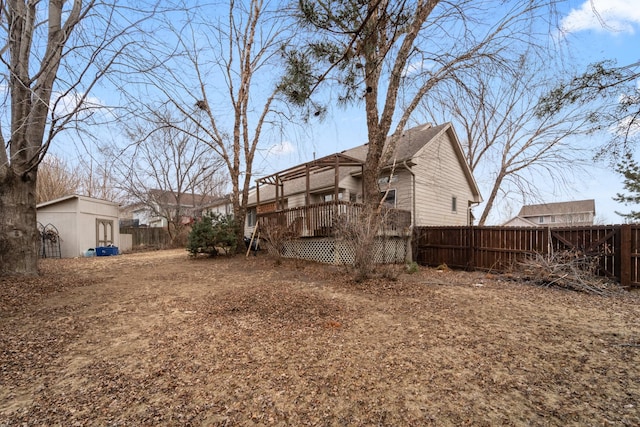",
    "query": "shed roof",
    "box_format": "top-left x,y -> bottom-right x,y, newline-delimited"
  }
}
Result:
36,194 -> 120,209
